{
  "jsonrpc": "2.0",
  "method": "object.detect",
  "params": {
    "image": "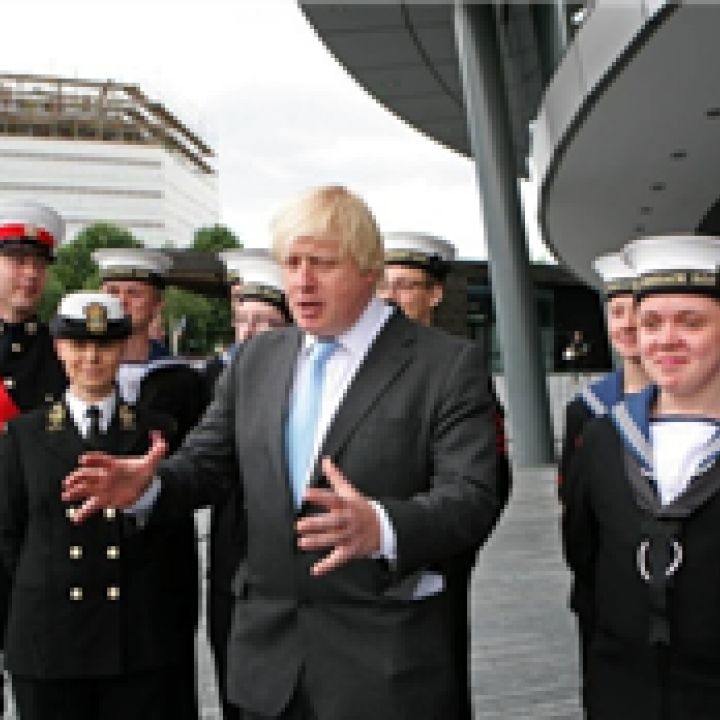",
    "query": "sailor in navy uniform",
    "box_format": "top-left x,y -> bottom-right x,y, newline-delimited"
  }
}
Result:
93,248 -> 205,719
0,292 -> 182,720
558,251 -> 650,705
377,231 -> 511,720
0,202 -> 67,716
204,249 -> 291,388
563,234 -> 720,719
206,249 -> 291,720
559,251 -> 649,491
